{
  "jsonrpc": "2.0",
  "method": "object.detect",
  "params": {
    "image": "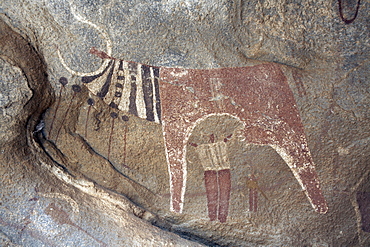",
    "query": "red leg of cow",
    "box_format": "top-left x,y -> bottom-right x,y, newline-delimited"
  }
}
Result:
280,137 -> 328,214
293,162 -> 328,214
161,123 -> 190,213
204,170 -> 218,221
273,134 -> 328,213
159,68 -> 202,213
218,169 -> 231,223
170,166 -> 185,213
245,120 -> 328,214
